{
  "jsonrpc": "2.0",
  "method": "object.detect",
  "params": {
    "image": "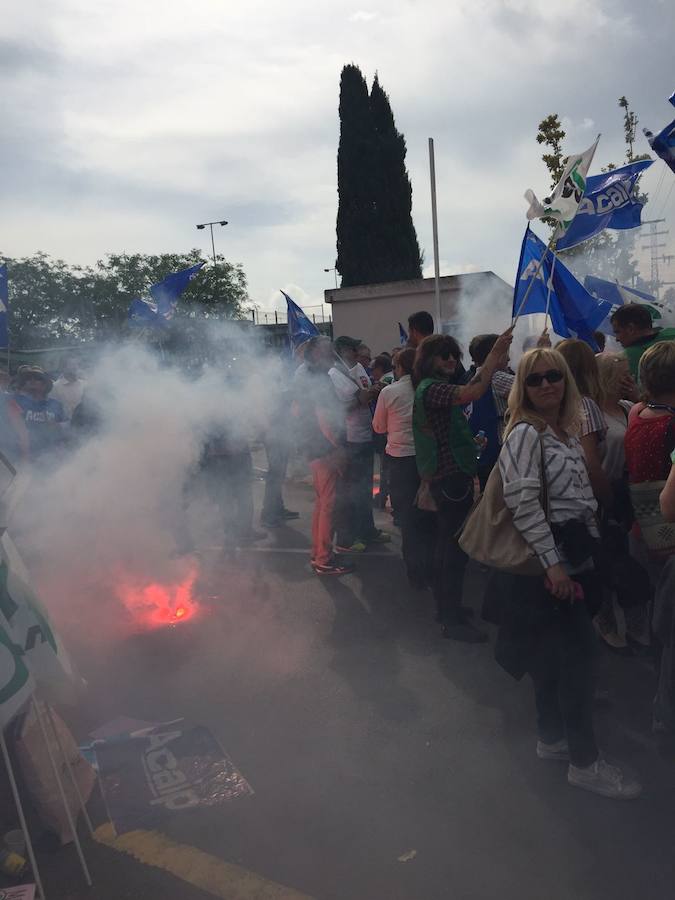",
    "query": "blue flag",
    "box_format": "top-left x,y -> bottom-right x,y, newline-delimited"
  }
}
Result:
584,276 -> 656,308
150,263 -> 205,319
644,118 -> 675,175
513,229 -> 613,349
127,298 -> 164,328
0,265 -> 7,348
398,322 -> 408,345
556,160 -> 652,250
669,90 -> 675,108
282,291 -> 319,351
